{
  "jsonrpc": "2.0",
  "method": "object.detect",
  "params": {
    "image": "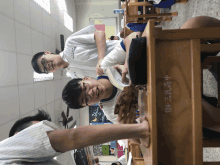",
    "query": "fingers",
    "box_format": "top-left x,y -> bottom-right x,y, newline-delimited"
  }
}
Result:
122,72 -> 126,84
96,65 -> 104,76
